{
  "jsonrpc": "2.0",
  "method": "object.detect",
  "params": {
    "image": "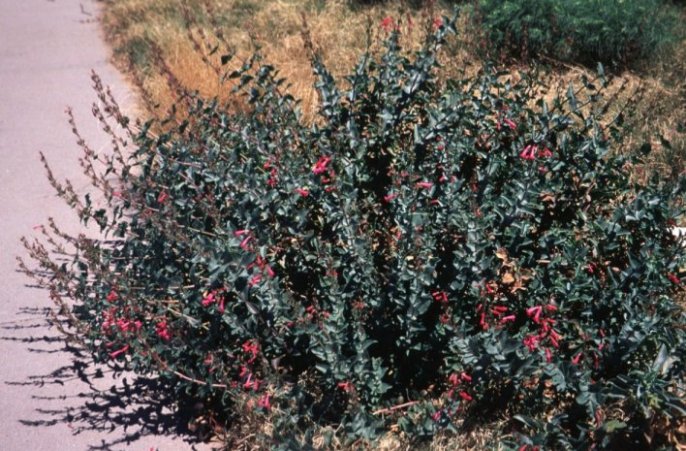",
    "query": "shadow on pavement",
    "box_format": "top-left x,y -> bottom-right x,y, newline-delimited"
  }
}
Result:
1,308 -> 214,451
